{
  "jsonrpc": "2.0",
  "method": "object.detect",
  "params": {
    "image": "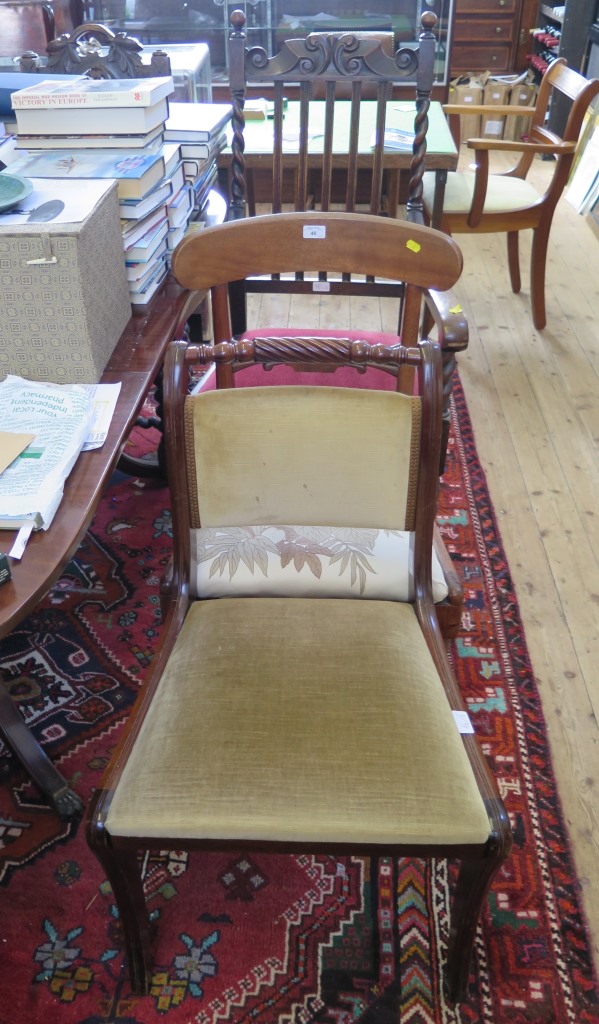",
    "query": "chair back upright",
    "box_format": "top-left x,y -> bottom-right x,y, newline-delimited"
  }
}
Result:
508,60 -> 599,200
170,211 -> 462,601
19,21 -> 171,78
172,211 -> 463,360
227,8 -> 436,223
